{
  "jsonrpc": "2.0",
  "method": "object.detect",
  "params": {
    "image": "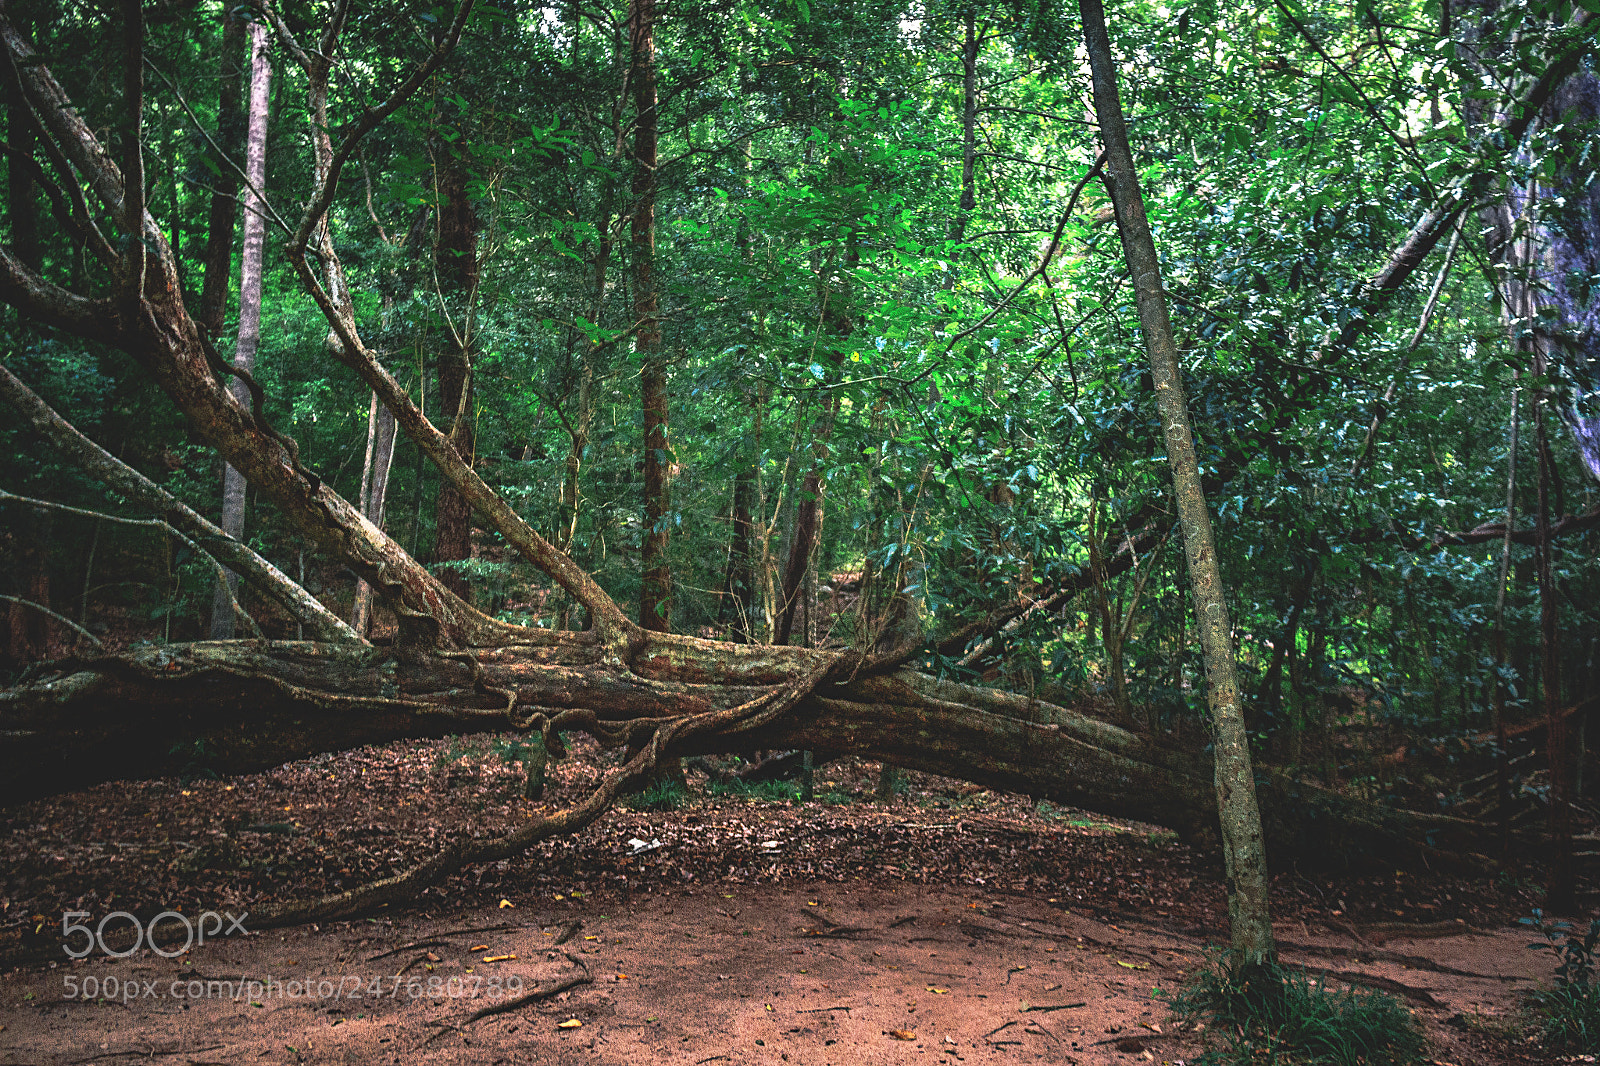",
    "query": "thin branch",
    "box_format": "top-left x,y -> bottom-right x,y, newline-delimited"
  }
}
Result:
0,594 -> 103,649
0,489 -> 263,638
120,0 -> 146,303
905,153 -> 1106,387
142,56 -> 294,236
